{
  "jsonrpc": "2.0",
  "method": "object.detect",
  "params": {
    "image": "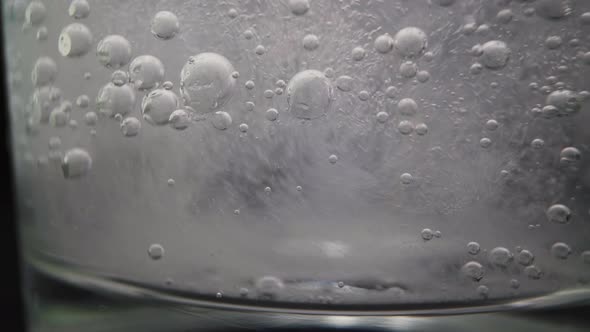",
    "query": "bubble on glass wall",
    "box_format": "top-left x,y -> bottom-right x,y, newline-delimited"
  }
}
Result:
303,34 -> 319,51
25,1 -> 46,26
551,242 -> 571,259
95,82 -> 135,118
351,46 -> 366,61
58,23 -> 93,57
289,0 -> 310,16
141,89 -> 180,125
62,148 -> 92,179
255,45 -> 266,55
239,123 -> 249,133
265,108 -> 279,121
168,109 -> 191,130
480,41 -> 510,69
400,173 -> 413,185
393,27 -> 427,58
120,117 -> 141,137
151,11 -> 179,40
545,90 -> 581,116
263,89 -> 275,99
415,123 -> 428,135
398,98 -> 418,116
467,242 -> 480,255
30,86 -> 62,124
545,35 -> 563,49
328,154 -> 338,164
461,261 -> 484,281
97,35 -> 133,69
111,70 -> 129,86
31,56 -> 57,87
147,243 -> 165,260
374,34 -> 394,54
399,61 -> 417,78
49,107 -> 69,128
180,53 -> 236,113
84,111 -> 97,126
488,247 -> 513,267
129,55 -> 165,90
211,111 -> 232,130
546,204 -> 571,224
68,0 -> 90,19
376,111 -> 389,123
421,228 -> 433,241
287,70 -> 332,119
336,75 -> 353,92
517,250 -> 534,266
496,9 -> 513,24
398,120 -> 414,135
